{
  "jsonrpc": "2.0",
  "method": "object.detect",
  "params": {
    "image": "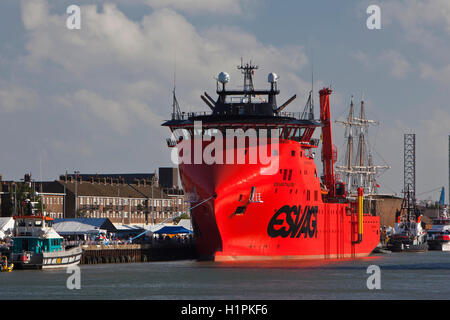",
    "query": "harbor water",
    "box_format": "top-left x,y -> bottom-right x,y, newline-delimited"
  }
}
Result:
1,251 -> 450,300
